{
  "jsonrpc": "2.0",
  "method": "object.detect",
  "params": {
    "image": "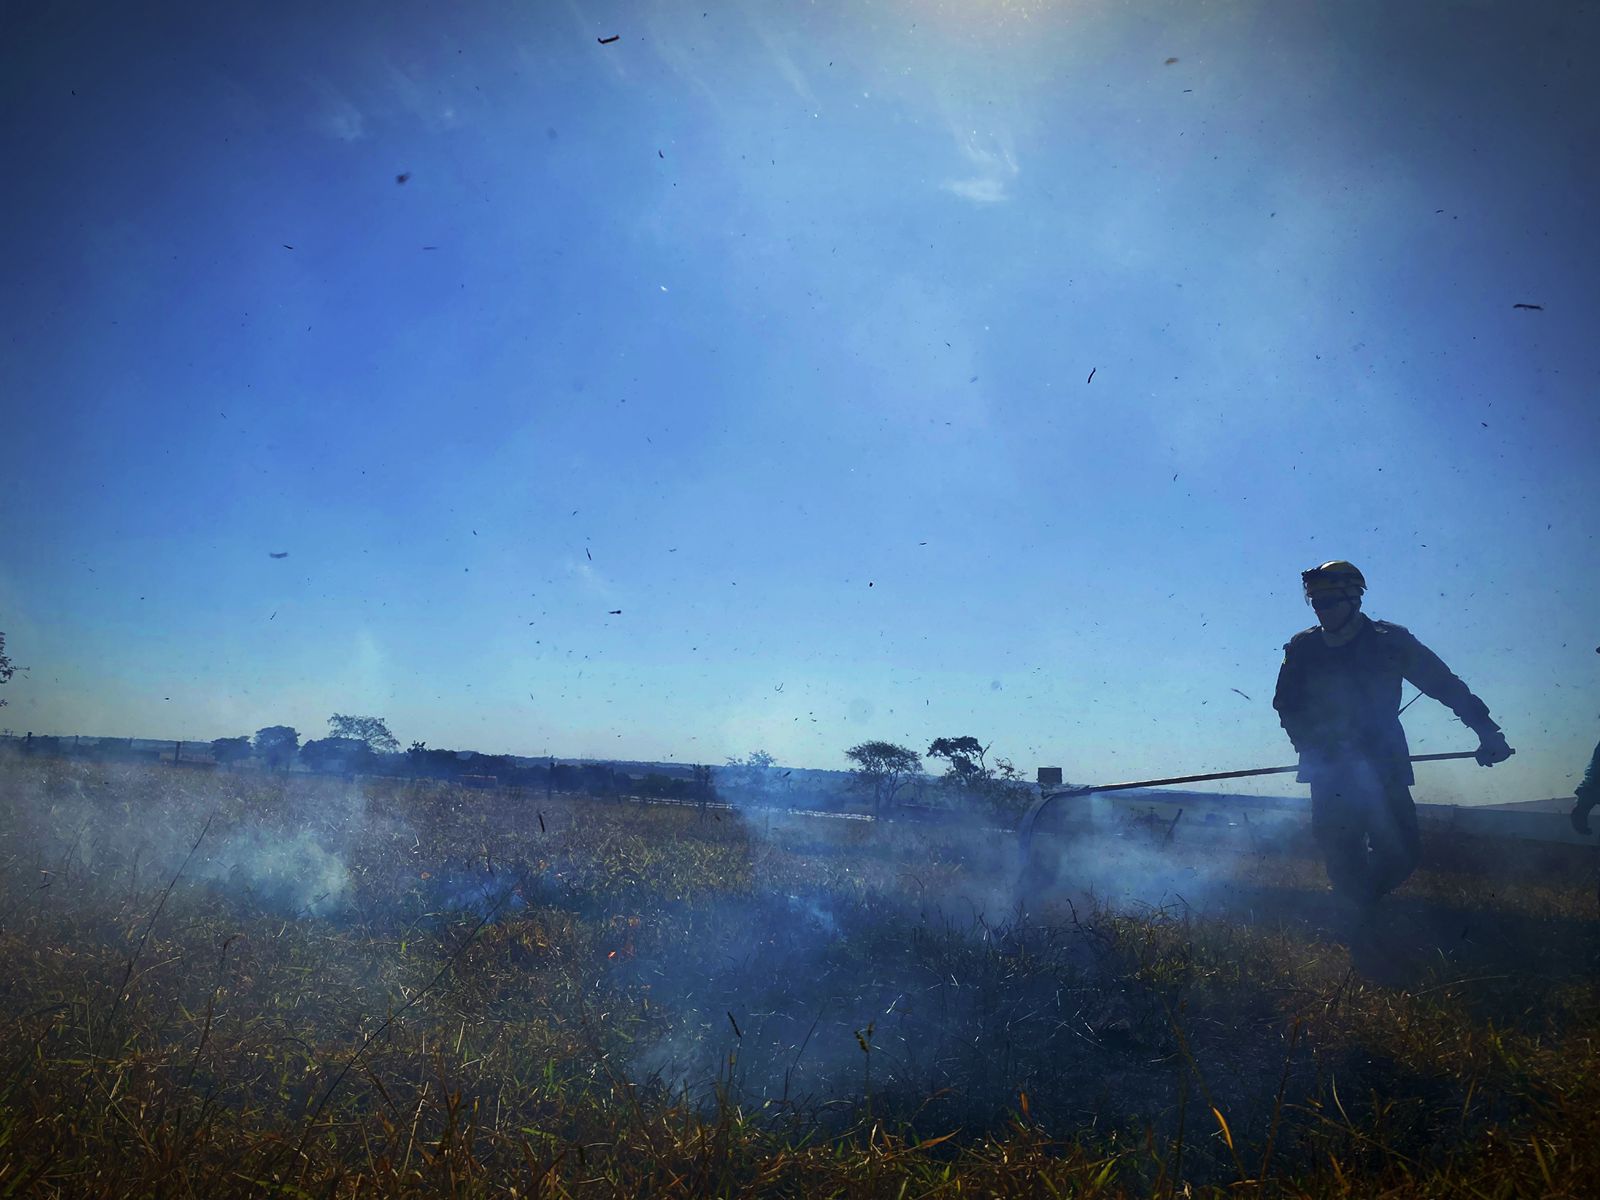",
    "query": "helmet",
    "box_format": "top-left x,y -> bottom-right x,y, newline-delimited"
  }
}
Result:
1301,560 -> 1366,601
